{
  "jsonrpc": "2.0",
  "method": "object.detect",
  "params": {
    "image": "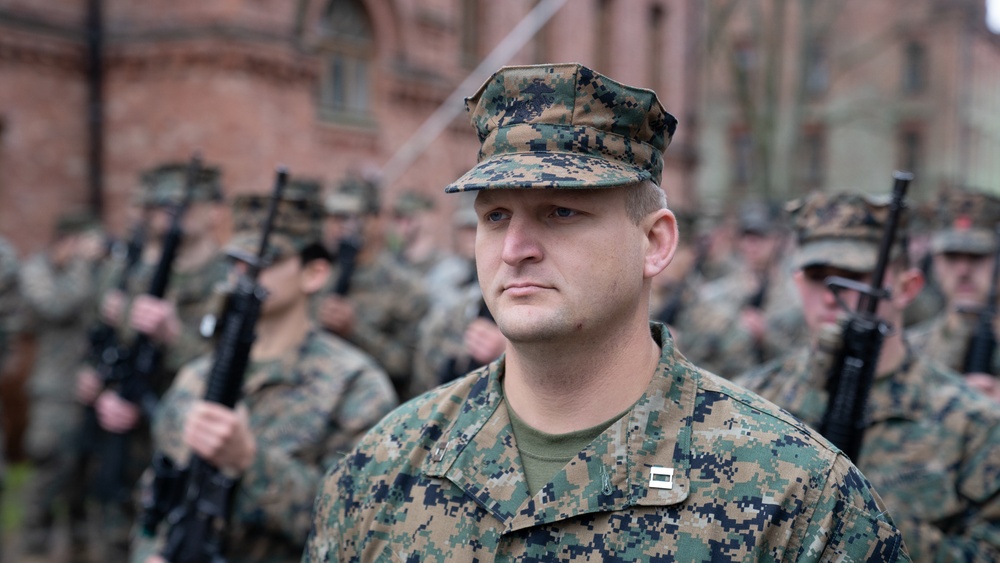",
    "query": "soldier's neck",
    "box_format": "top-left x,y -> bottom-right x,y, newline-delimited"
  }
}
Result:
252,303 -> 311,360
